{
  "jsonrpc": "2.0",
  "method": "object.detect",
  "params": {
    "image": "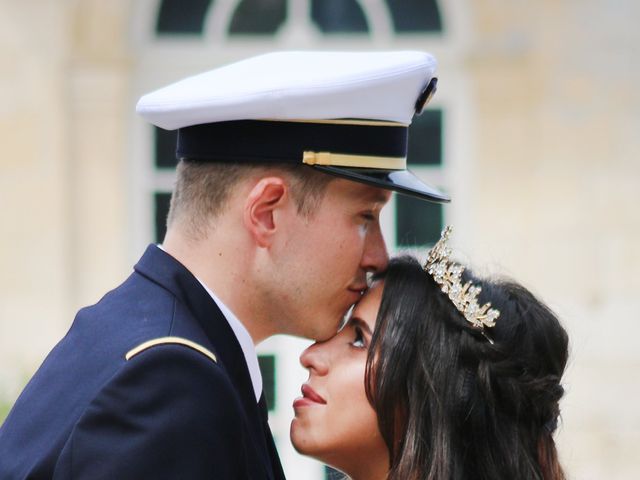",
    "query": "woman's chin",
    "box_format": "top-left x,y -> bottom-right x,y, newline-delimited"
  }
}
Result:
289,420 -> 324,459
290,421 -> 312,455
